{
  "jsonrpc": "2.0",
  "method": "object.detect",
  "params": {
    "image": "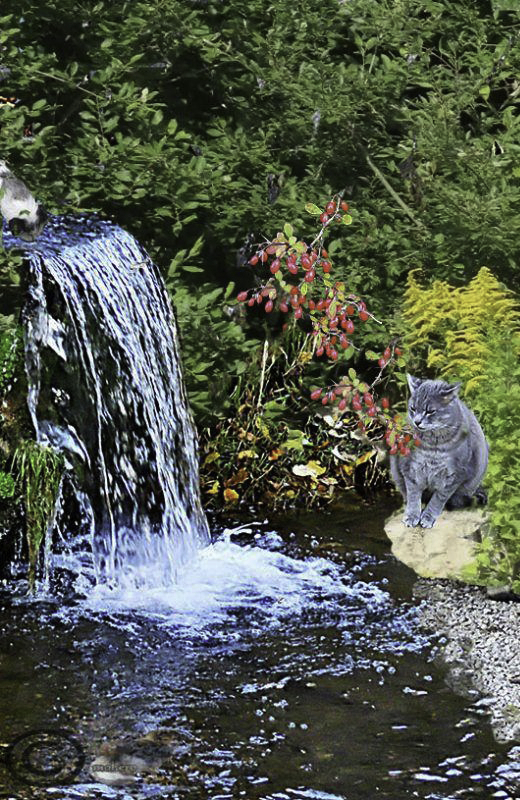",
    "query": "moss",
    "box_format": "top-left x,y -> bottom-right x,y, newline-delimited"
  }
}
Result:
13,441 -> 63,591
